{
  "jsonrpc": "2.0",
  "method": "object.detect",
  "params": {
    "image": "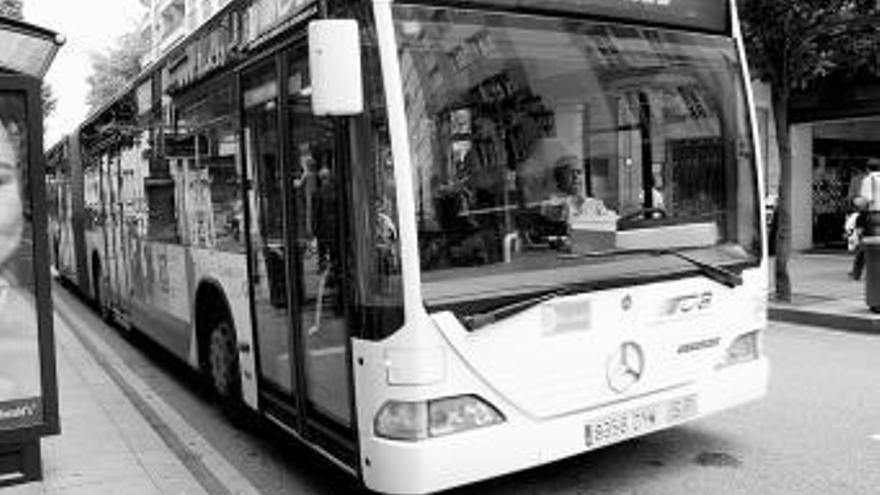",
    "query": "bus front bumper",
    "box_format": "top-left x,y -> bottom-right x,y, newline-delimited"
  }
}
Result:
359,357 -> 769,495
